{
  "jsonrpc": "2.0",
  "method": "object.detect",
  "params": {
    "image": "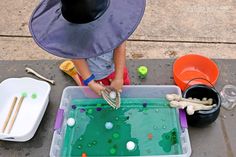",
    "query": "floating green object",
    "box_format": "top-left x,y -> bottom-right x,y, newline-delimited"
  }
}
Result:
79,136 -> 83,141
112,133 -> 120,139
92,140 -> 97,145
31,93 -> 37,99
87,109 -> 93,114
109,148 -> 116,155
107,139 -> 112,143
77,145 -> 83,149
21,92 -> 27,97
96,104 -> 102,107
137,66 -> 148,79
159,128 -> 178,152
